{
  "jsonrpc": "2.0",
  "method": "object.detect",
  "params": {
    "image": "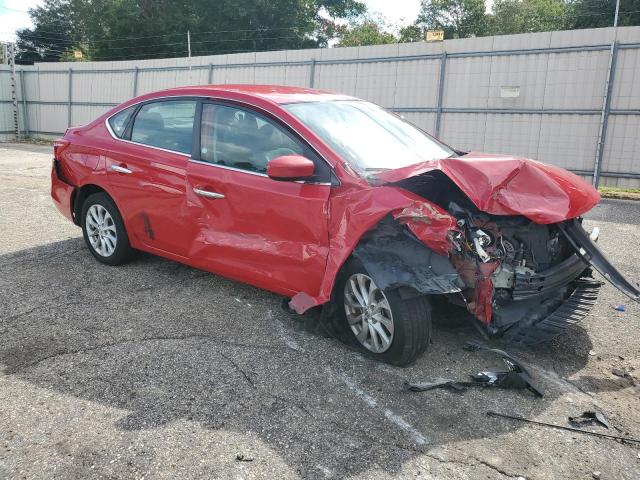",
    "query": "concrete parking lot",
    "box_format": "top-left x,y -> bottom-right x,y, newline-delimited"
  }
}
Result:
1,142 -> 639,479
